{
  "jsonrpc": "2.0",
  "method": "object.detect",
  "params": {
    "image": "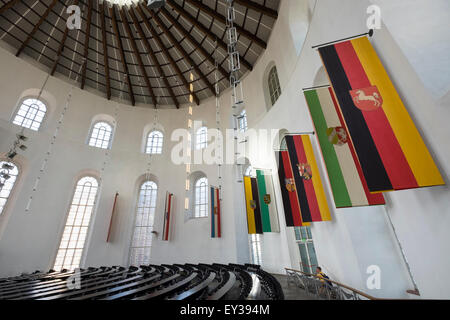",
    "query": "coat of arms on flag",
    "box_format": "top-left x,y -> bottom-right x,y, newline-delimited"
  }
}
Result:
250,200 -> 257,209
263,194 -> 271,205
350,85 -> 383,111
326,126 -> 348,146
285,178 -> 296,192
297,163 -> 312,180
